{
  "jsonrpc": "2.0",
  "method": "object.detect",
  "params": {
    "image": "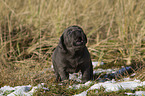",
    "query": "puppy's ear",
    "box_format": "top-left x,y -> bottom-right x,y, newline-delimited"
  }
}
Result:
58,34 -> 66,52
83,33 -> 87,43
